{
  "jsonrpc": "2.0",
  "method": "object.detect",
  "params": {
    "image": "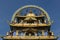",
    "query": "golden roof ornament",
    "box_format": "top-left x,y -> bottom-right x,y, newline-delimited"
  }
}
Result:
2,5 -> 57,40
